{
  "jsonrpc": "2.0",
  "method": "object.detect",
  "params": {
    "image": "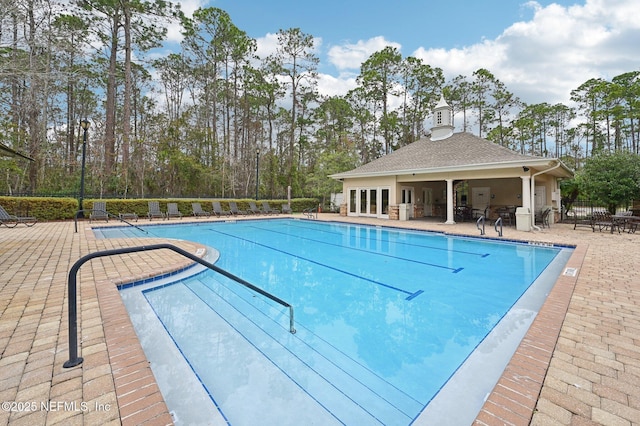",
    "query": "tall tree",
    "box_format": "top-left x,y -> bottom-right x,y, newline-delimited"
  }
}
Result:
399,57 -> 443,145
357,46 -> 402,154
611,71 -> 640,153
489,79 -> 519,147
570,77 -> 608,155
78,0 -> 175,191
267,27 -> 319,191
471,68 -> 497,138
